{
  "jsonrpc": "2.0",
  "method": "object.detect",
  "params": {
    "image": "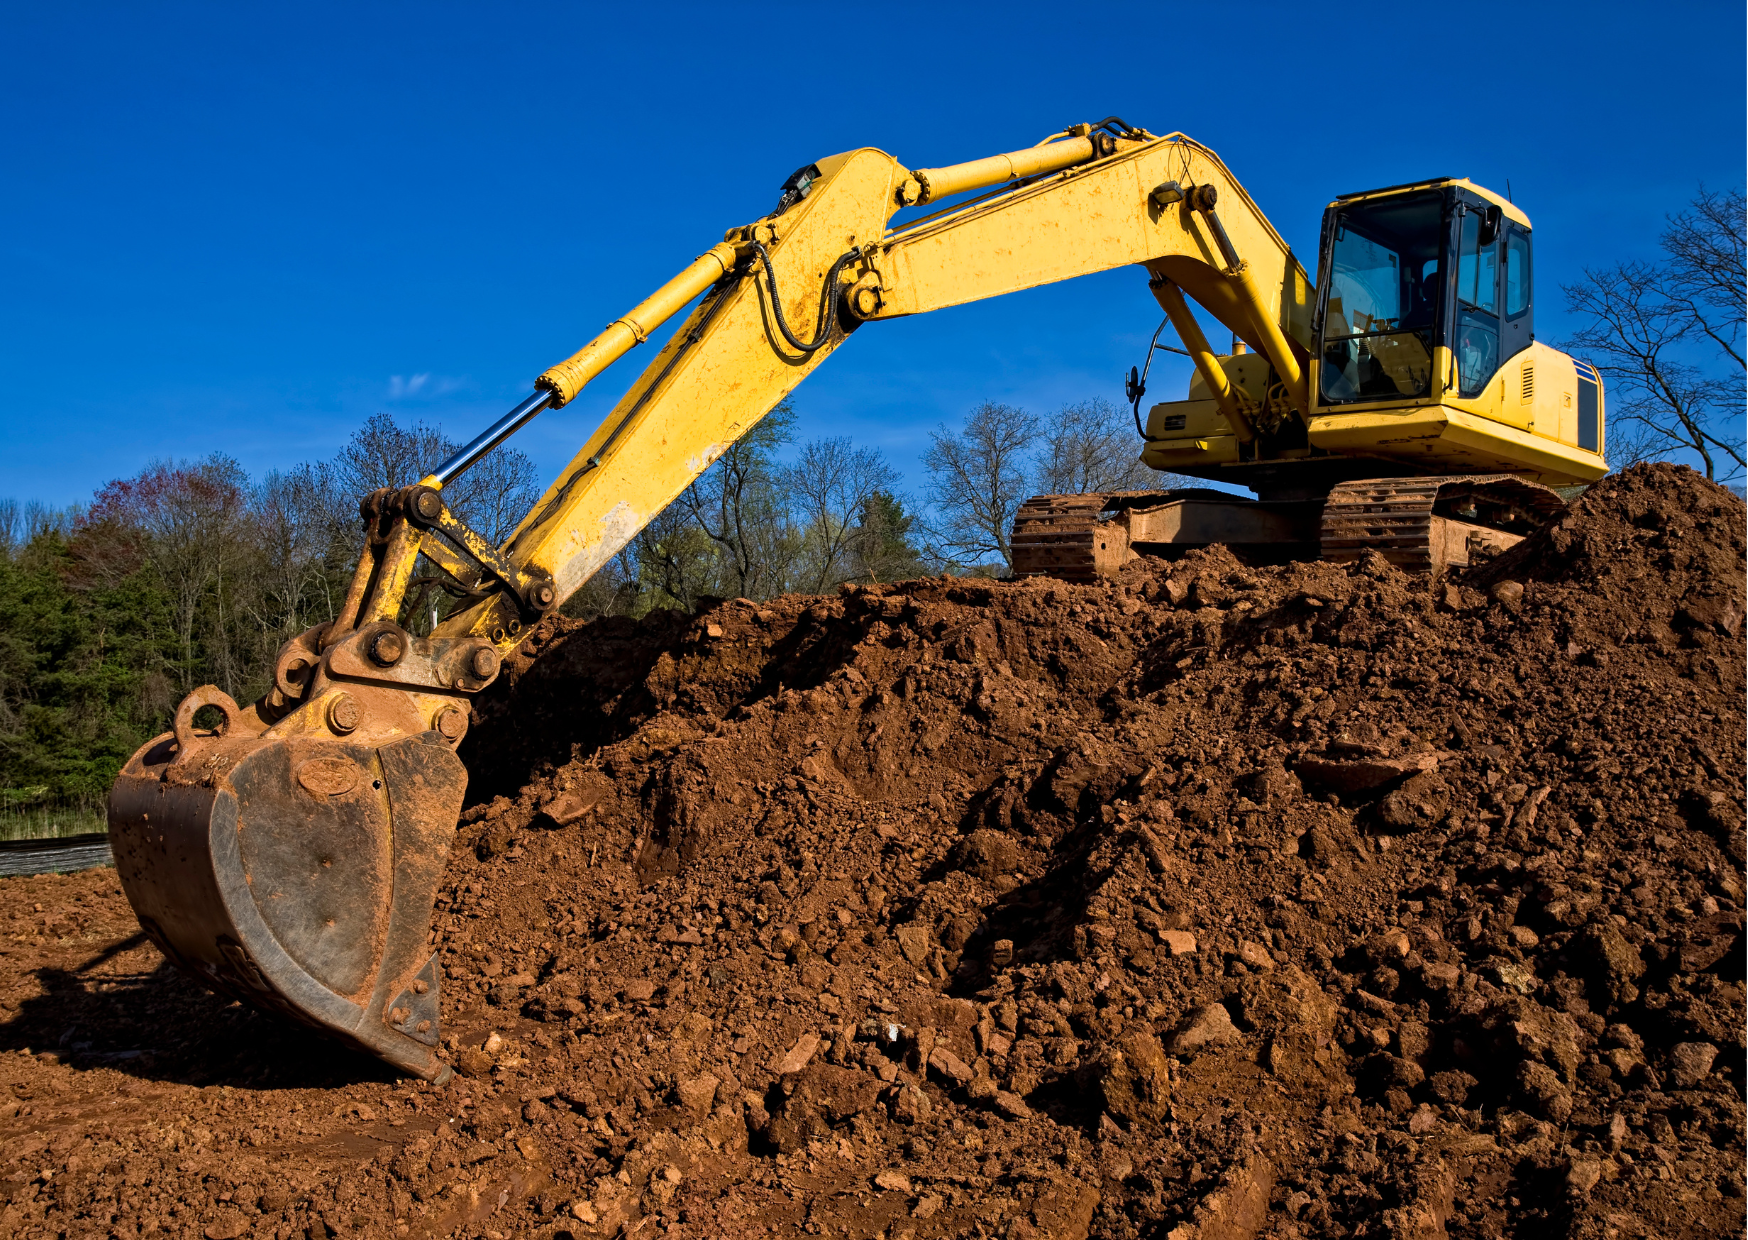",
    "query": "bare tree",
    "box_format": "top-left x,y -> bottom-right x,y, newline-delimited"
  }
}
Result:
786,437 -> 901,592
679,402 -> 800,600
86,455 -> 254,696
1562,262 -> 1744,481
1662,187 -> 1745,368
634,504 -> 720,612
1034,398 -> 1158,494
333,412 -> 540,545
923,402 -> 1039,571
334,413 -> 452,496
450,450 -> 542,548
1,501 -> 76,553
248,467 -> 356,643
1561,187 -> 1745,482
